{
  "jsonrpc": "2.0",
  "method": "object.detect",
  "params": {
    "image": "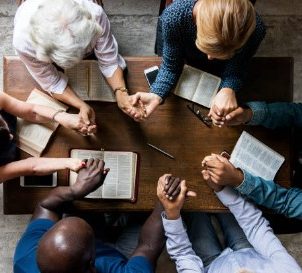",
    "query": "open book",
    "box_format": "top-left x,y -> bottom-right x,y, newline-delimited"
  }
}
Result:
65,60 -> 116,102
17,89 -> 68,157
173,65 -> 221,108
230,131 -> 285,180
69,149 -> 138,202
